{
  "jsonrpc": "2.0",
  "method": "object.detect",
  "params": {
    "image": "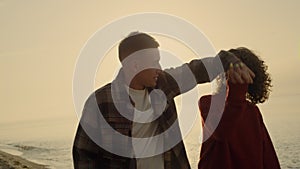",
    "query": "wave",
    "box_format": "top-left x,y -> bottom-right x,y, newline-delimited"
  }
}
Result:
11,144 -> 51,152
